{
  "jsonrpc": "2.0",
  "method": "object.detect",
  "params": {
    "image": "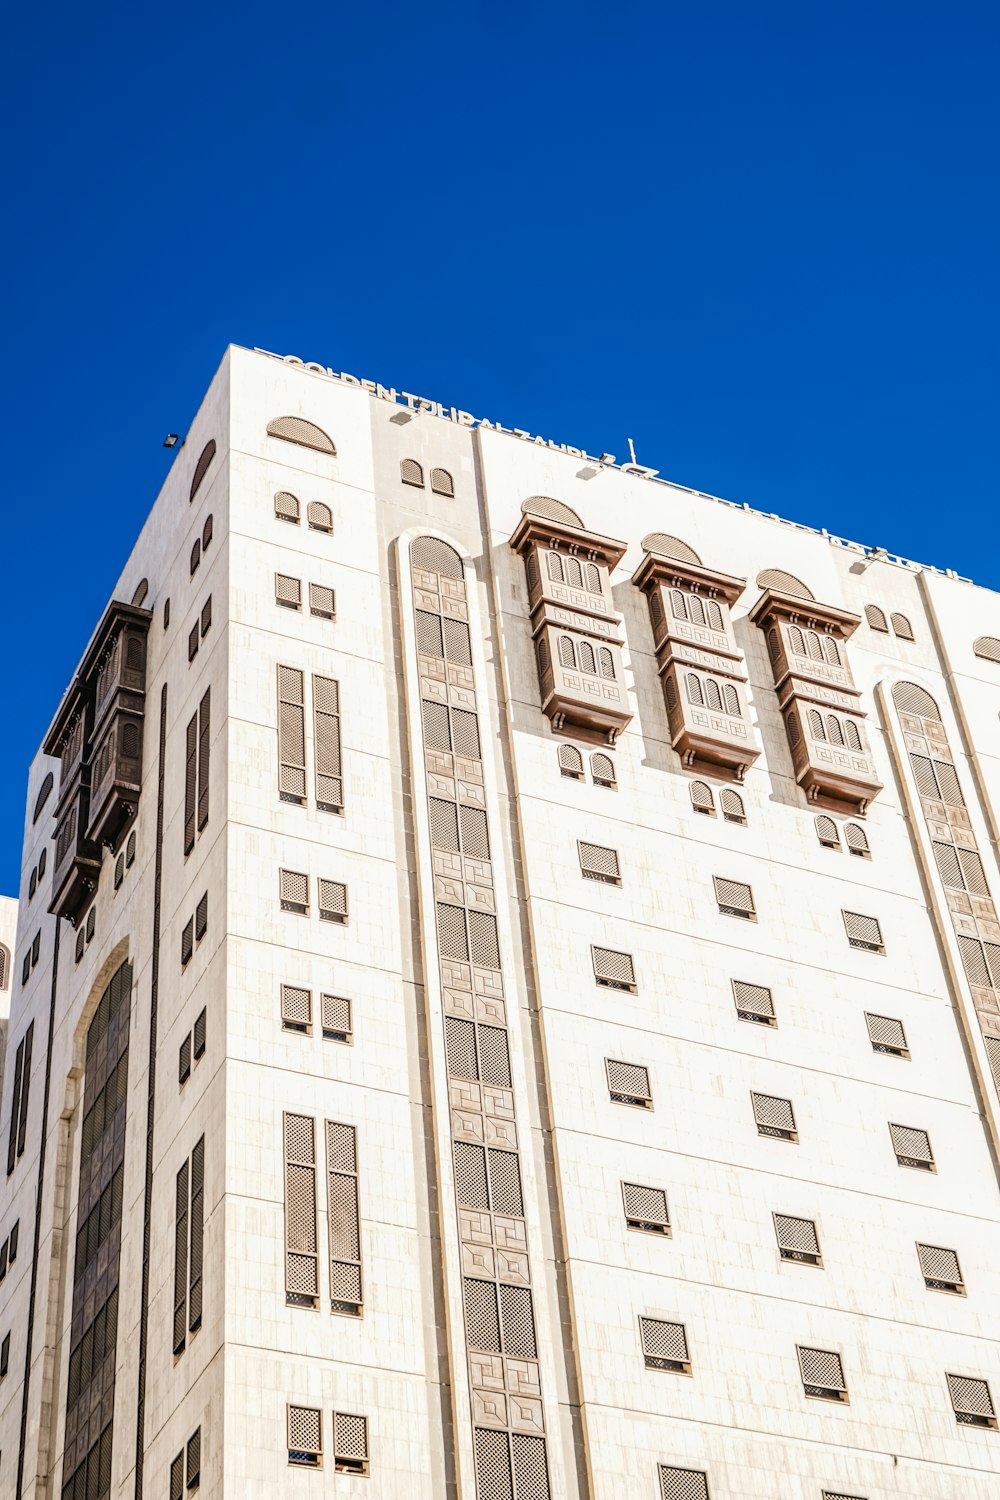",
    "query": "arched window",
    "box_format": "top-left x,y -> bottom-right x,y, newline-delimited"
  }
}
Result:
891,613 -> 915,641
756,568 -> 814,600
585,563 -> 602,594
430,468 -> 454,497
806,631 -> 824,662
892,681 -> 941,719
690,781 -> 715,815
535,636 -> 551,679
522,495 -> 584,528
275,491 -> 300,524
29,868 -> 37,899
974,636 -> 1000,664
558,745 -> 584,780
670,590 -> 688,621
267,416 -> 336,454
787,711 -> 801,747
307,502 -> 333,533
723,684 -> 741,717
823,637 -> 841,666
546,551 -> 565,583
33,772 -> 54,824
591,753 -> 616,788
202,514 -> 213,550
558,636 -> 576,668
578,640 -> 596,674
189,439 -> 216,503
865,604 -> 888,633
721,789 -> 746,825
190,539 -> 201,576
815,815 -> 840,849
688,594 -> 706,626
38,847 -> 47,878
827,715 -> 845,747
686,674 -> 704,707
401,459 -> 424,487
807,710 -> 826,740
705,679 -> 723,712
598,648 -> 615,680
766,628 -> 781,663
788,626 -> 805,656
0,944 -> 8,991
845,823 -> 870,857
706,600 -> 724,632
844,720 -> 862,752
410,536 -> 464,578
641,532 -> 702,565
566,556 -> 584,589
131,579 -> 149,608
